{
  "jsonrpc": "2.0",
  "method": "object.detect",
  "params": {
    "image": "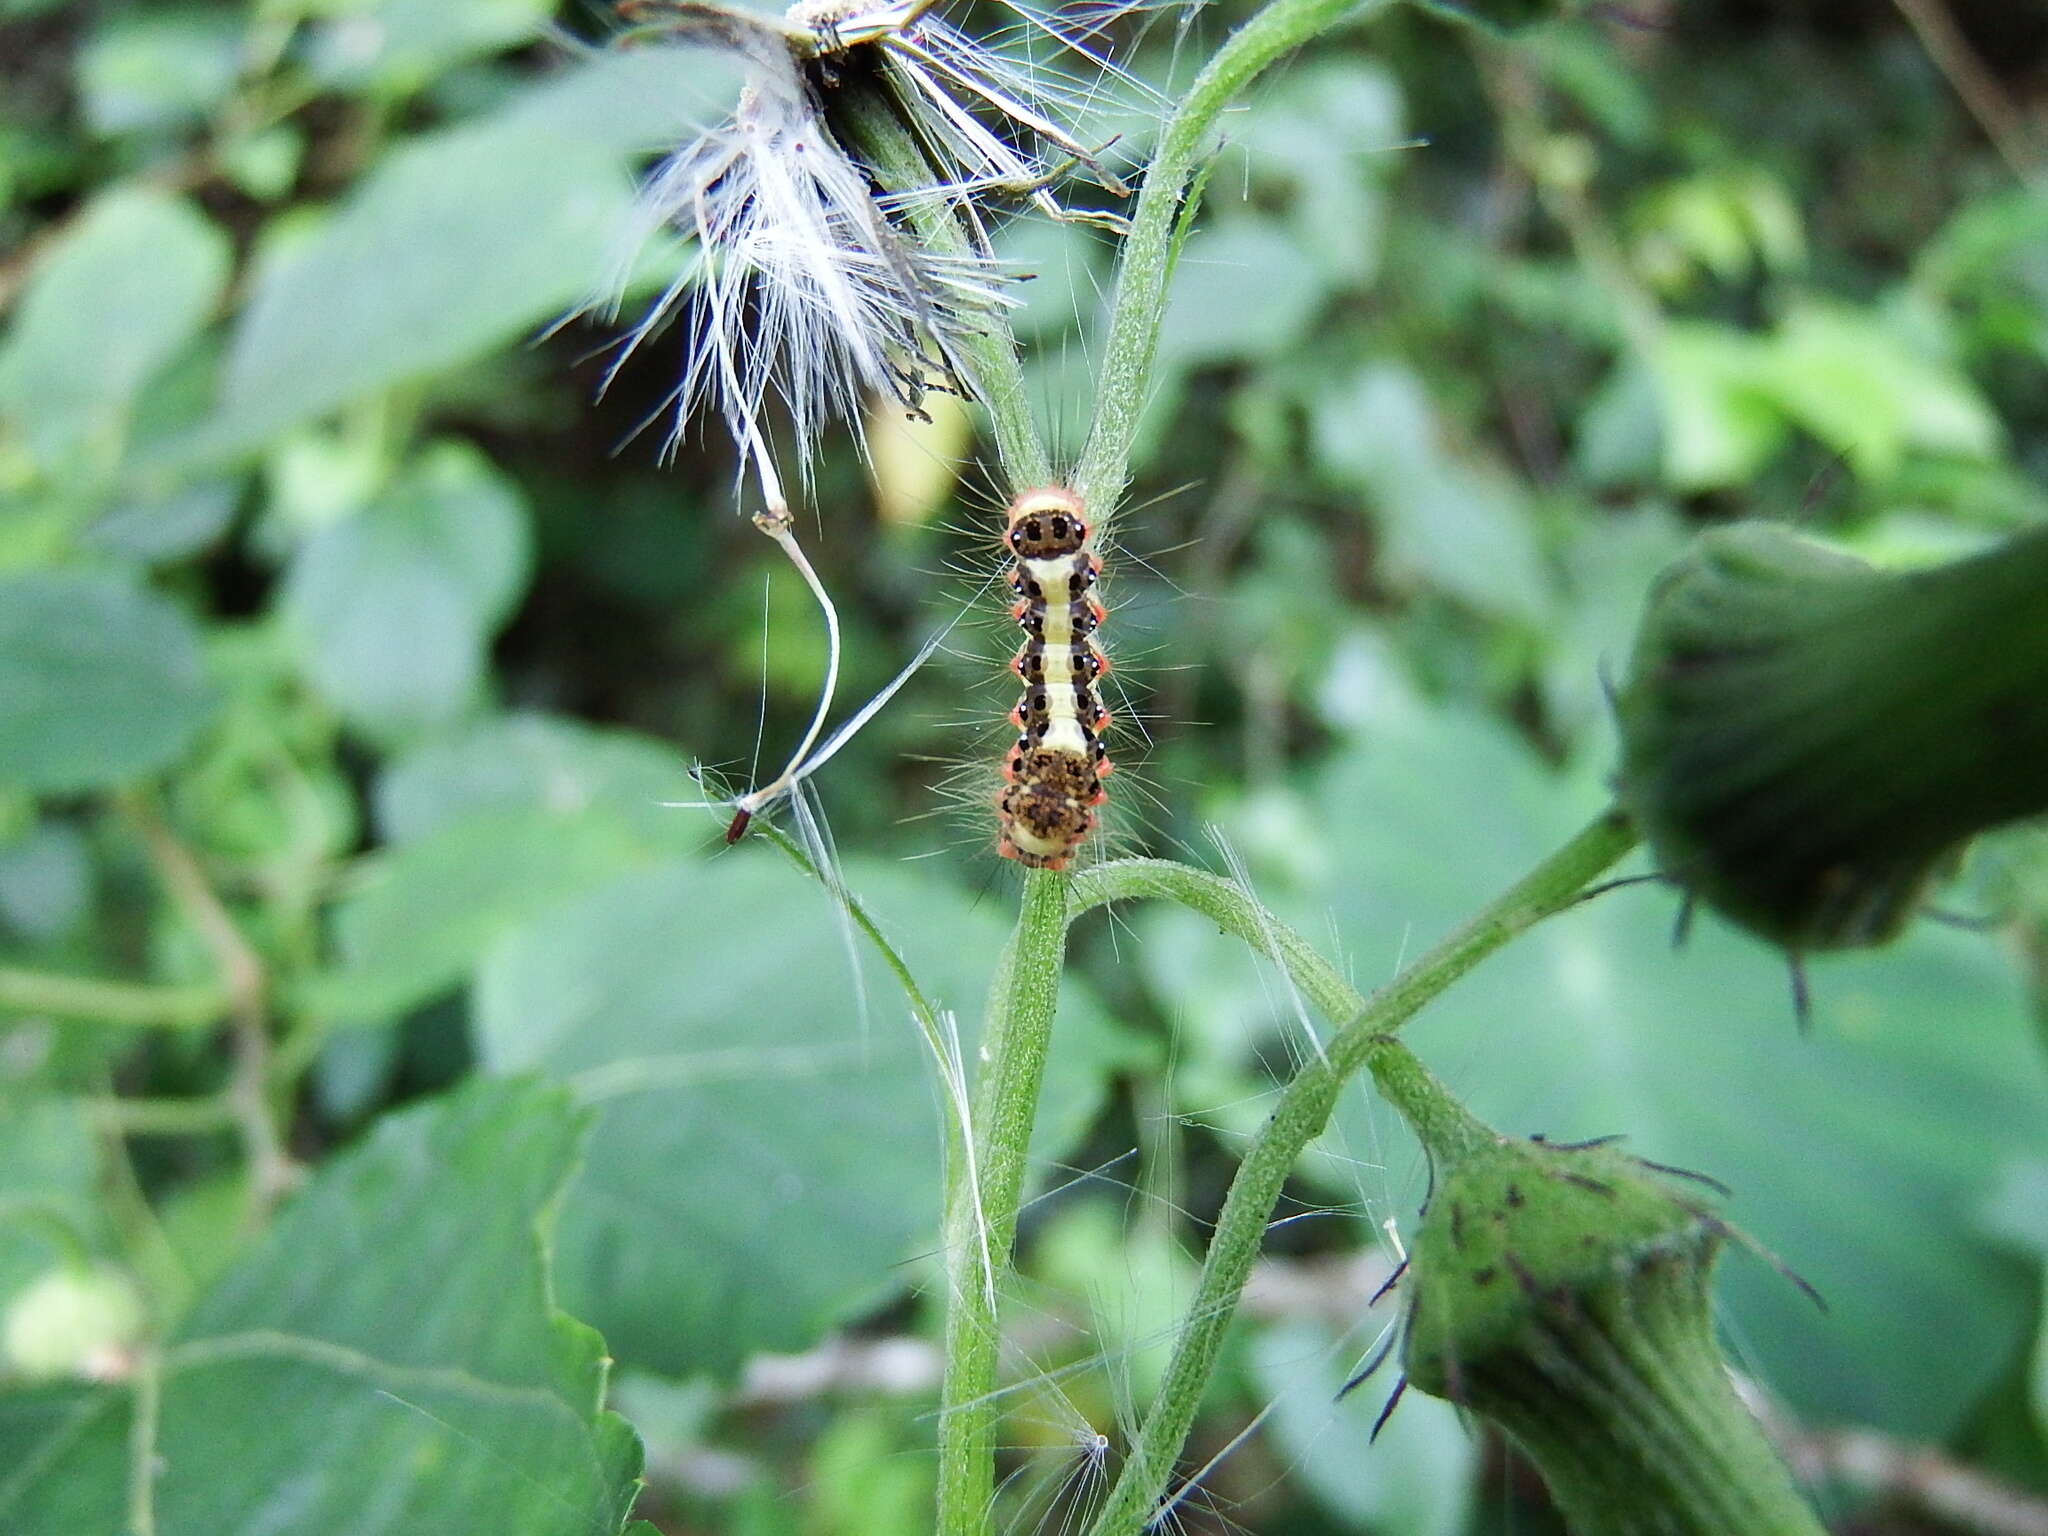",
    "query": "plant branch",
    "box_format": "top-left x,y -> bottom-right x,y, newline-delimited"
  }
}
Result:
937,867 -> 1069,1536
85,1095 -> 241,1137
832,92 -> 1054,491
0,967 -> 226,1030
753,821 -> 949,1048
1892,0 -> 2047,189
1066,858 -> 1360,1020
750,827 -> 1070,1536
1075,0 -> 1395,523
122,793 -> 297,1219
1072,806 -> 1638,1535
